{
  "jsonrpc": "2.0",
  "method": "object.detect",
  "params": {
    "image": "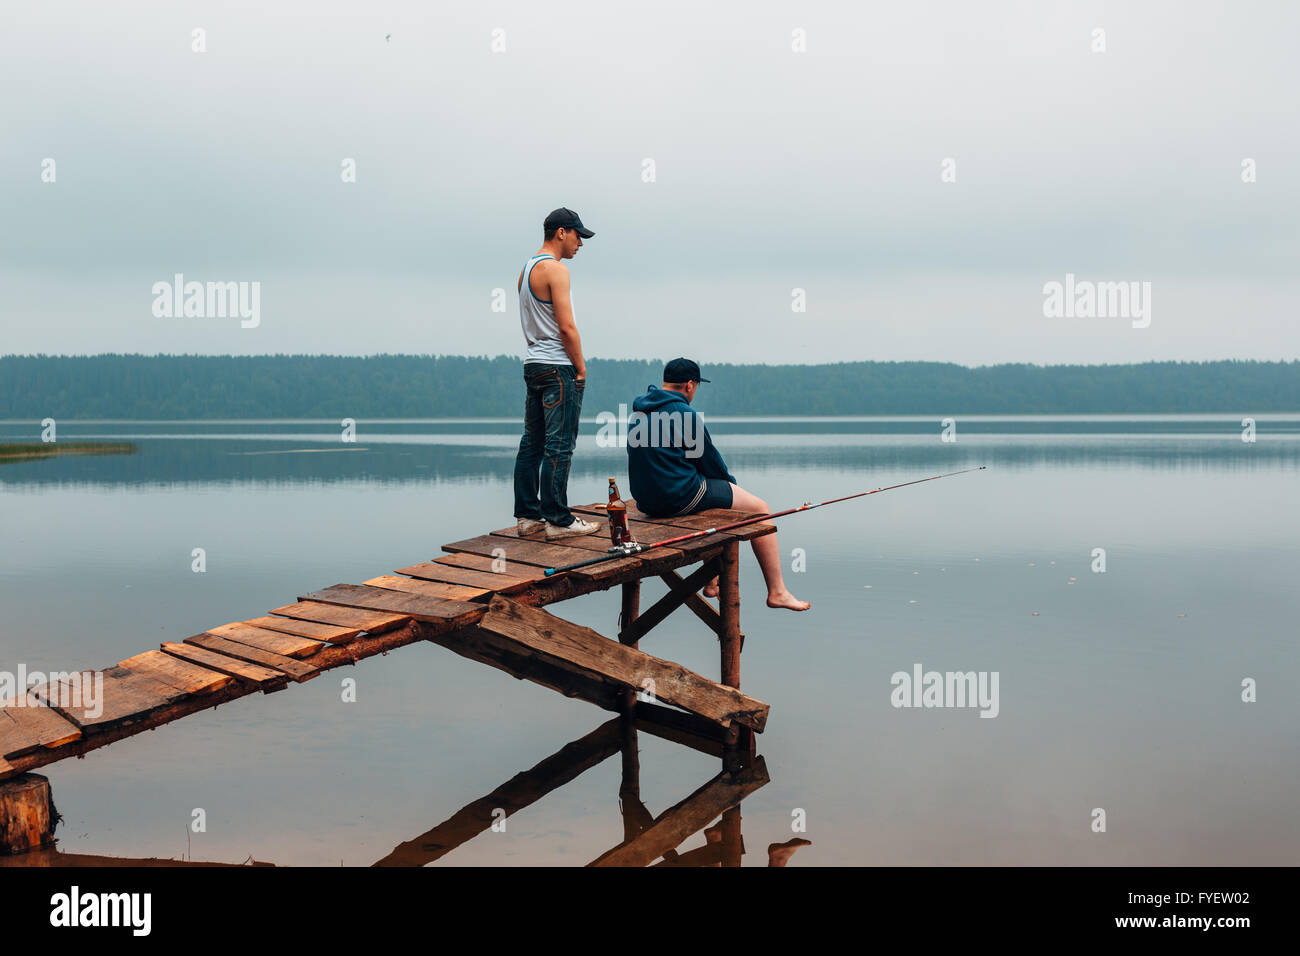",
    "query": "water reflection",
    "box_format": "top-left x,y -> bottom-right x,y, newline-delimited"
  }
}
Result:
373,706 -> 786,868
